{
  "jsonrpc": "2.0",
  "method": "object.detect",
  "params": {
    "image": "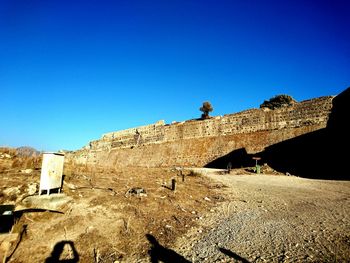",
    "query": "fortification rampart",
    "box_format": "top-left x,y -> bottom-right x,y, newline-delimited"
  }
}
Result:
67,96 -> 334,168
